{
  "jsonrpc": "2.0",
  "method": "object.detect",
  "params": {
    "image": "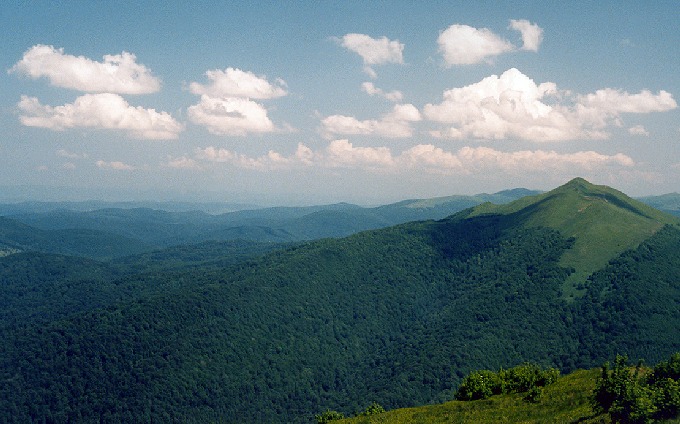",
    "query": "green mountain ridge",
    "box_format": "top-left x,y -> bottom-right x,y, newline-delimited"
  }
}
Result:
0,178 -> 678,422
467,178 -> 680,296
1,188 -> 539,252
